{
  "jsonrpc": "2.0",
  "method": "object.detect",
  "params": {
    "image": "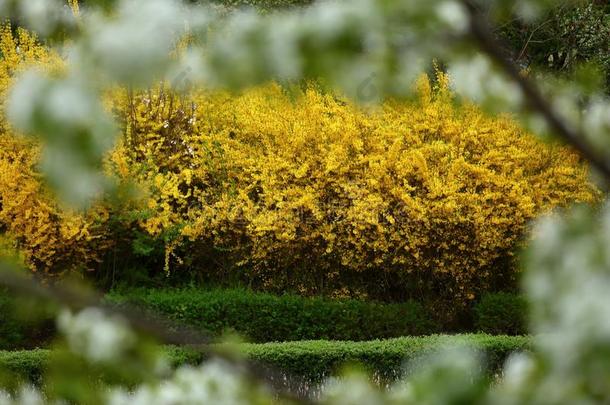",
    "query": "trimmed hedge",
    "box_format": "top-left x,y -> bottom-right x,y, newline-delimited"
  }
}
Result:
0,335 -> 529,386
106,288 -> 439,342
3,288 -> 532,349
474,293 -> 527,336
0,349 -> 48,383
171,334 -> 529,383
210,0 -> 312,7
79,0 -> 312,9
